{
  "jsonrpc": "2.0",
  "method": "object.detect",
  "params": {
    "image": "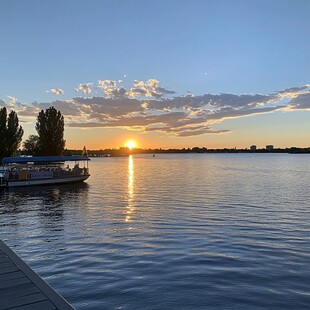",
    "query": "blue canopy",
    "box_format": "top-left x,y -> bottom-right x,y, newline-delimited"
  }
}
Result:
2,156 -> 90,164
